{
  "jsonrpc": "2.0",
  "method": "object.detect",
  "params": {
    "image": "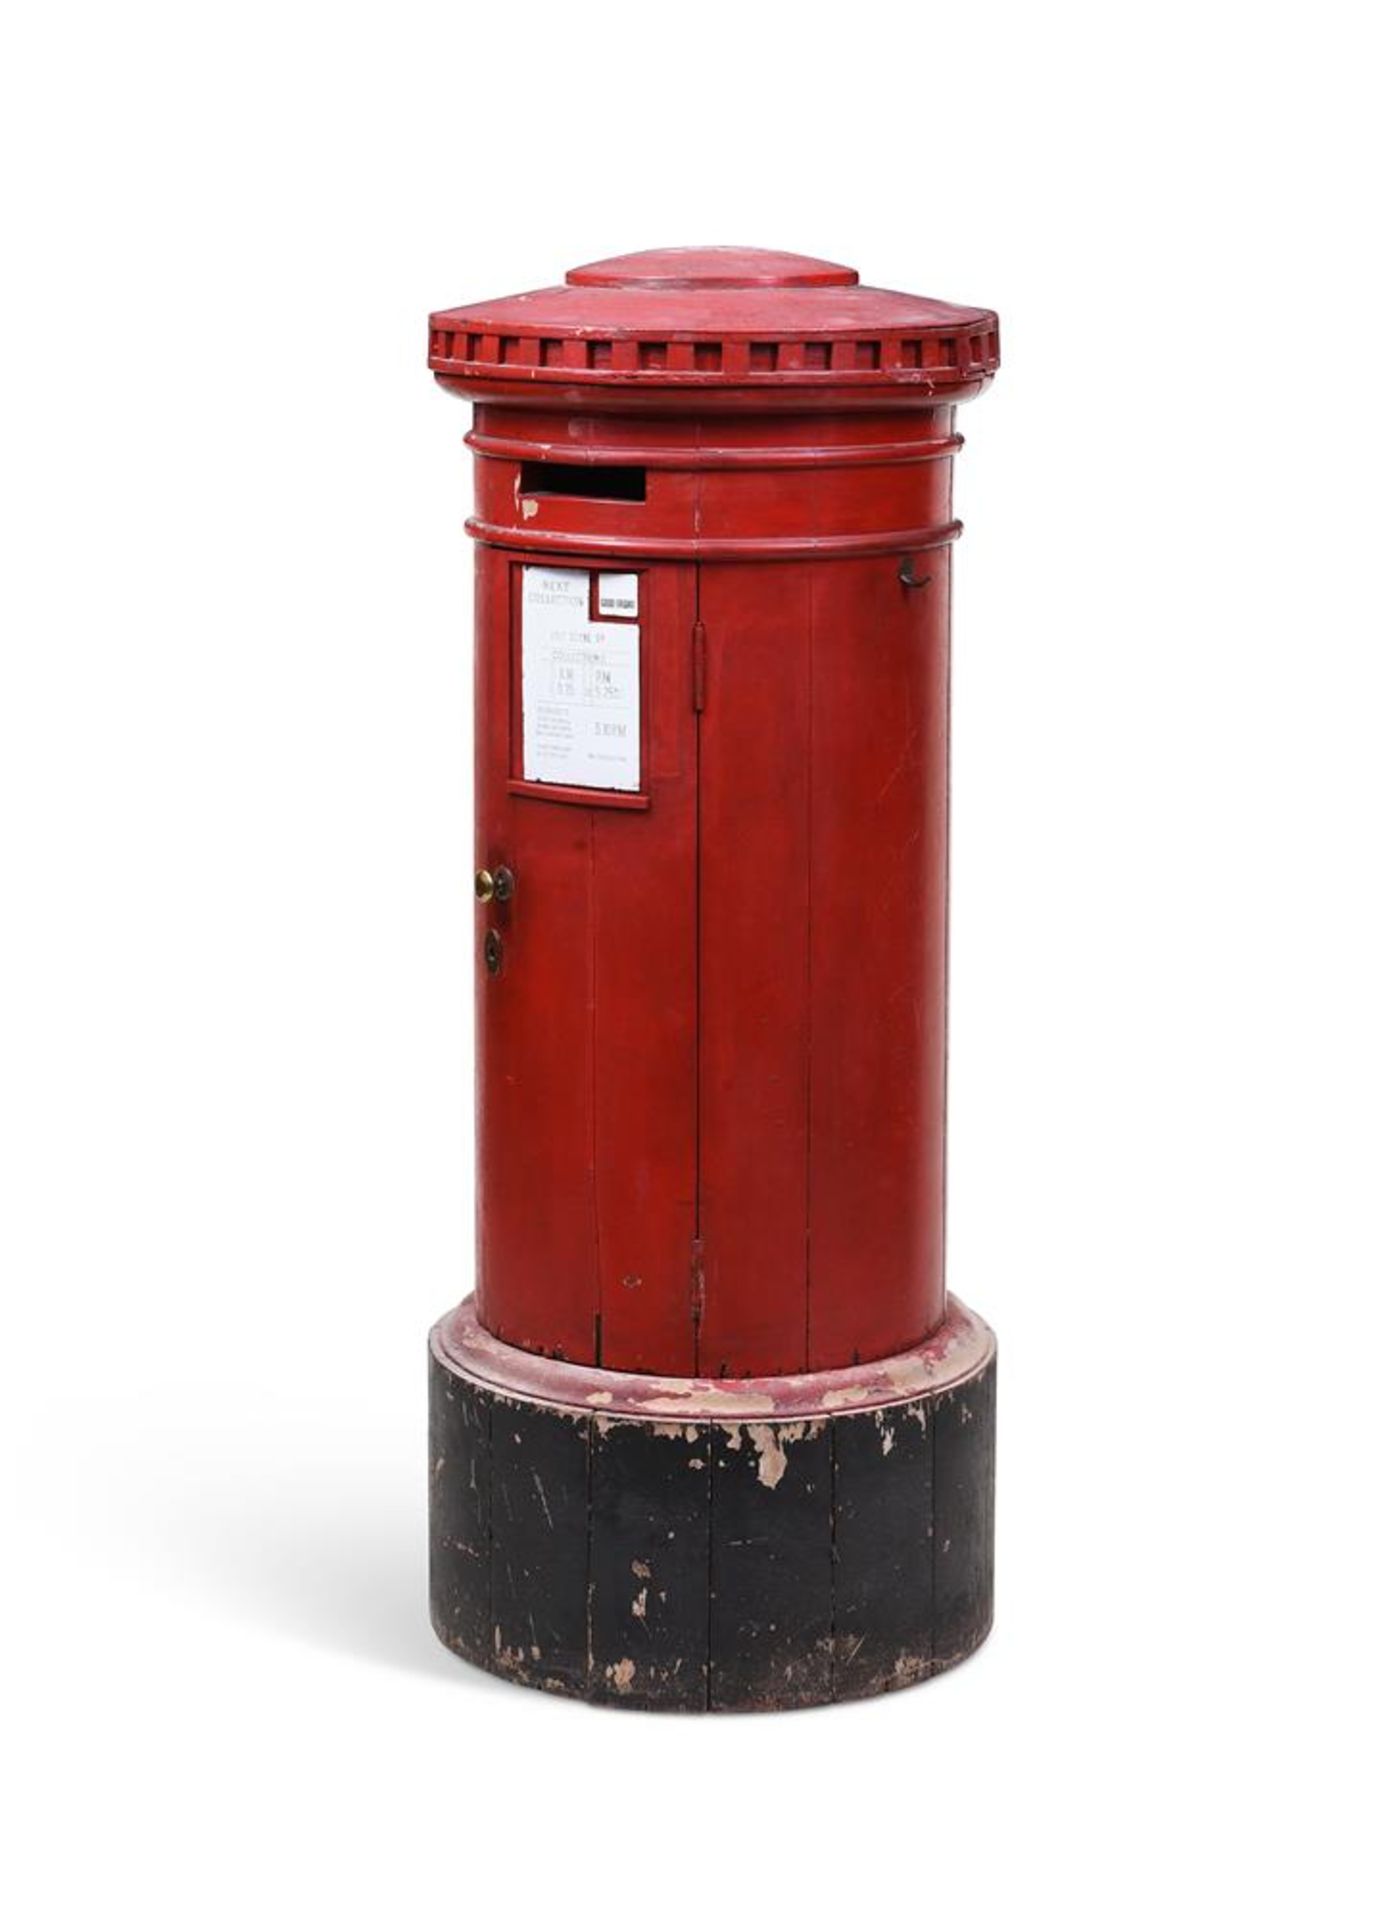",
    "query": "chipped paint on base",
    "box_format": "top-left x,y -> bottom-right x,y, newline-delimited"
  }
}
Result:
429,1307 -> 996,1712
436,1293 -> 993,1424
